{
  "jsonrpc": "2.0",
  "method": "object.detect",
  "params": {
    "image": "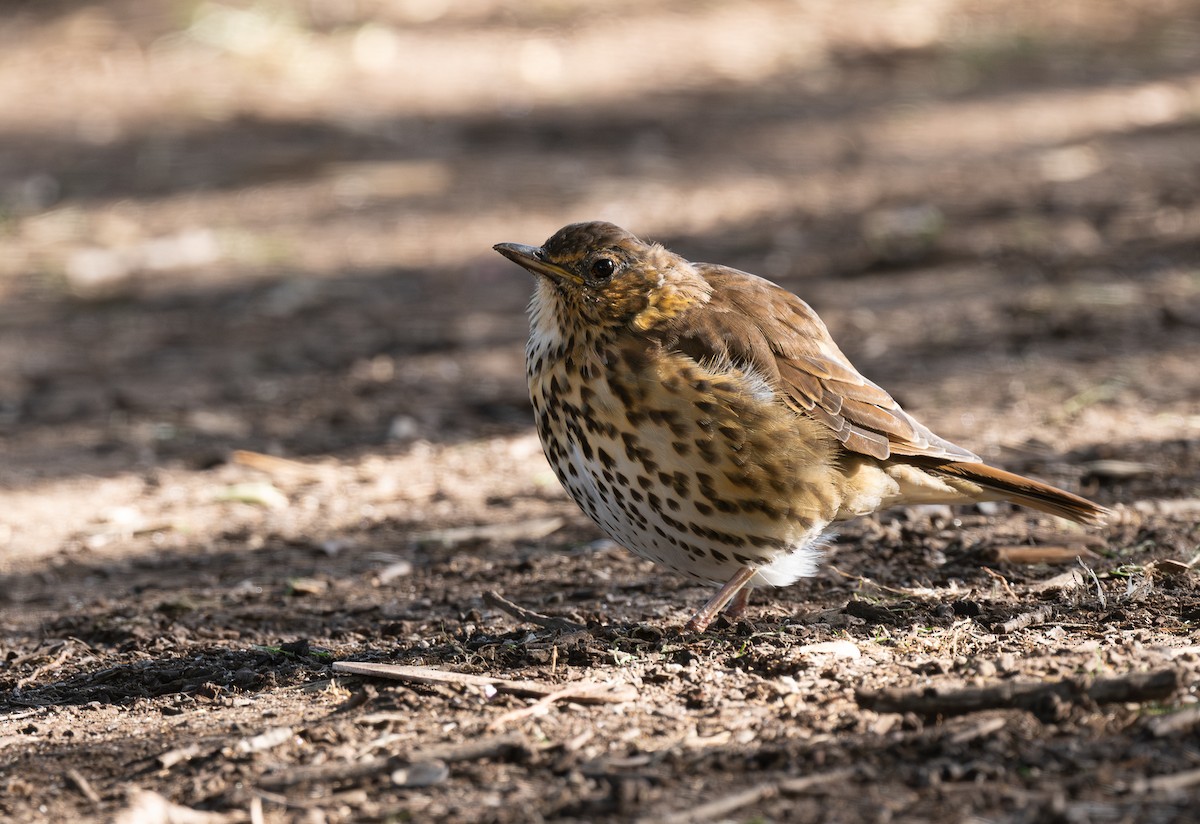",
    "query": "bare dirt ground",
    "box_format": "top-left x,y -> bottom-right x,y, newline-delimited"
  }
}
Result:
2,1 -> 1200,822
